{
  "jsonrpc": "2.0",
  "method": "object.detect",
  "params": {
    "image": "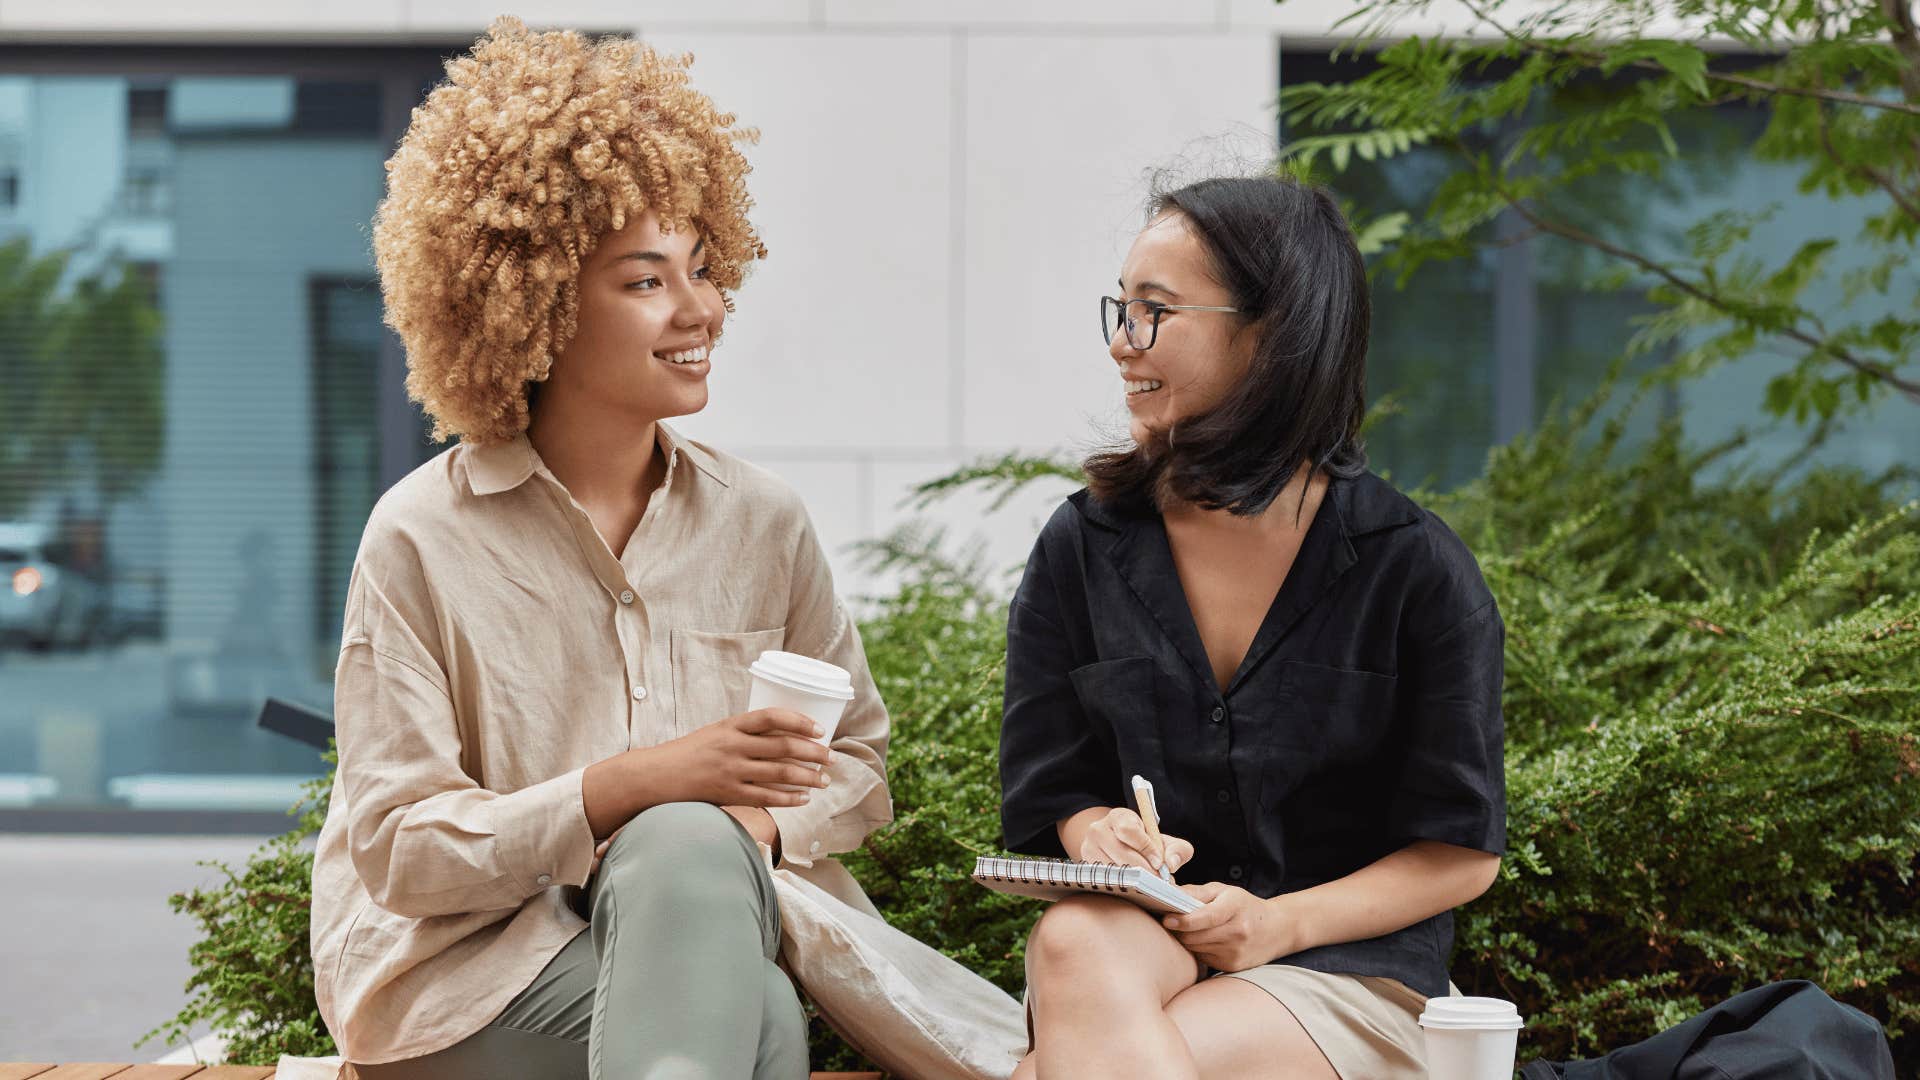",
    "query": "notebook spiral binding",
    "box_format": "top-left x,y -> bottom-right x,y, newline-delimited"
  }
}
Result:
976,856 -> 1133,894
